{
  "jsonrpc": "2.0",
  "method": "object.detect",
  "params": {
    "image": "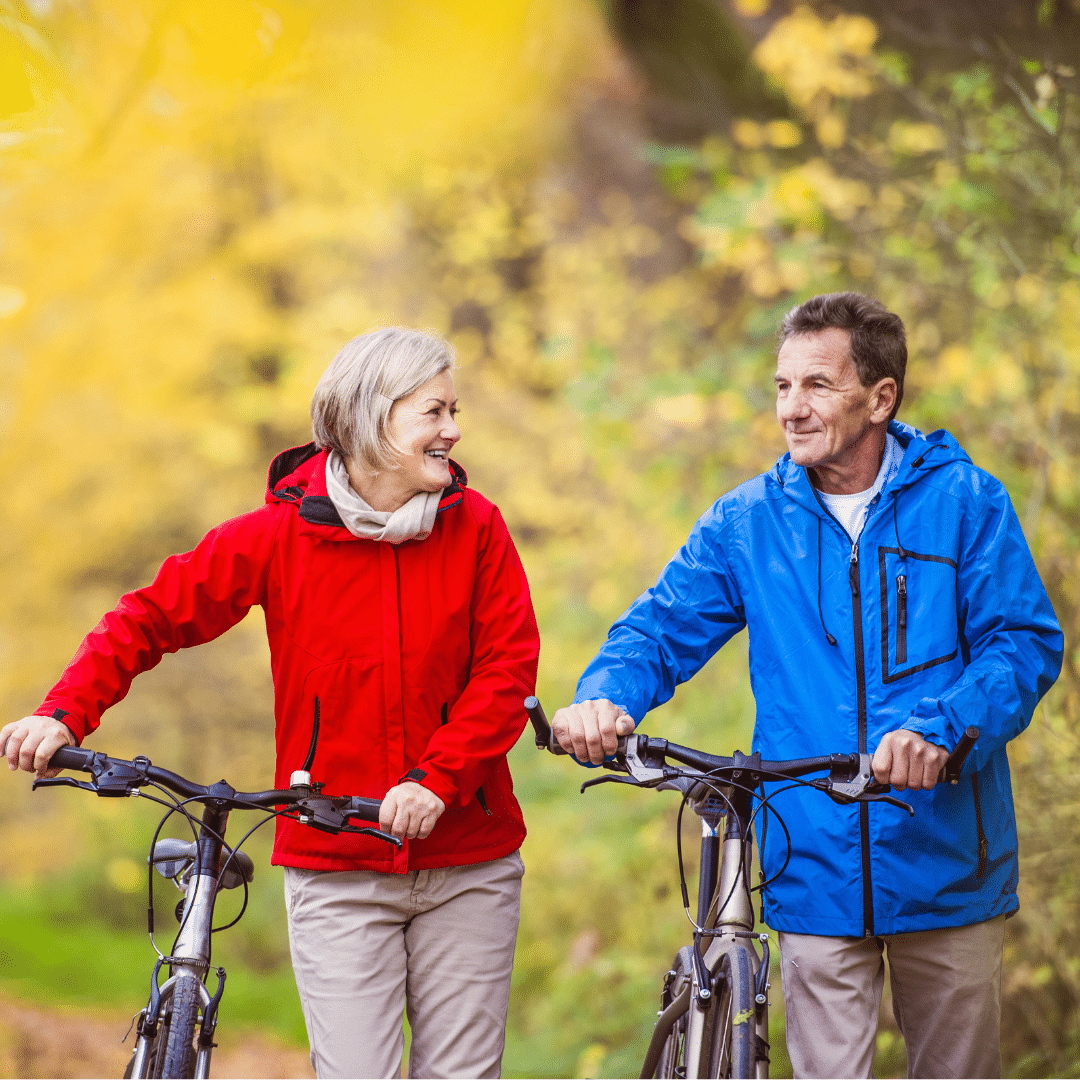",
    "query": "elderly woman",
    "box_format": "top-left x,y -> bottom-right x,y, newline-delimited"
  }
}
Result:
1,327 -> 539,1079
